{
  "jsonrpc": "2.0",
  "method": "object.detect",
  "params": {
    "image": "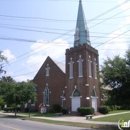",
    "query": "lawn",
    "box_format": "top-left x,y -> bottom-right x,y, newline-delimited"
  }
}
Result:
108,110 -> 130,114
18,112 -> 55,117
92,112 -> 130,122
